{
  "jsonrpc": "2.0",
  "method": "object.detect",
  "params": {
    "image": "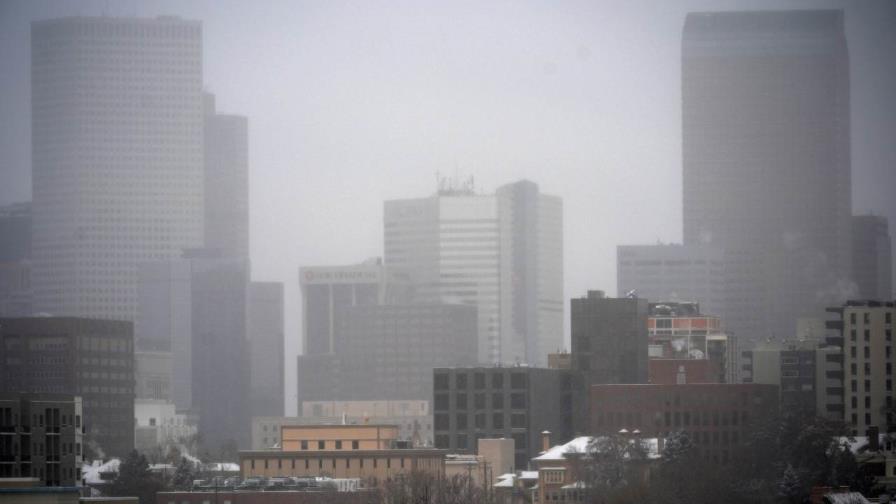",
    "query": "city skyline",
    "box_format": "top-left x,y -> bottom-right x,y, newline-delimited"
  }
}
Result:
1,0 -> 894,416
